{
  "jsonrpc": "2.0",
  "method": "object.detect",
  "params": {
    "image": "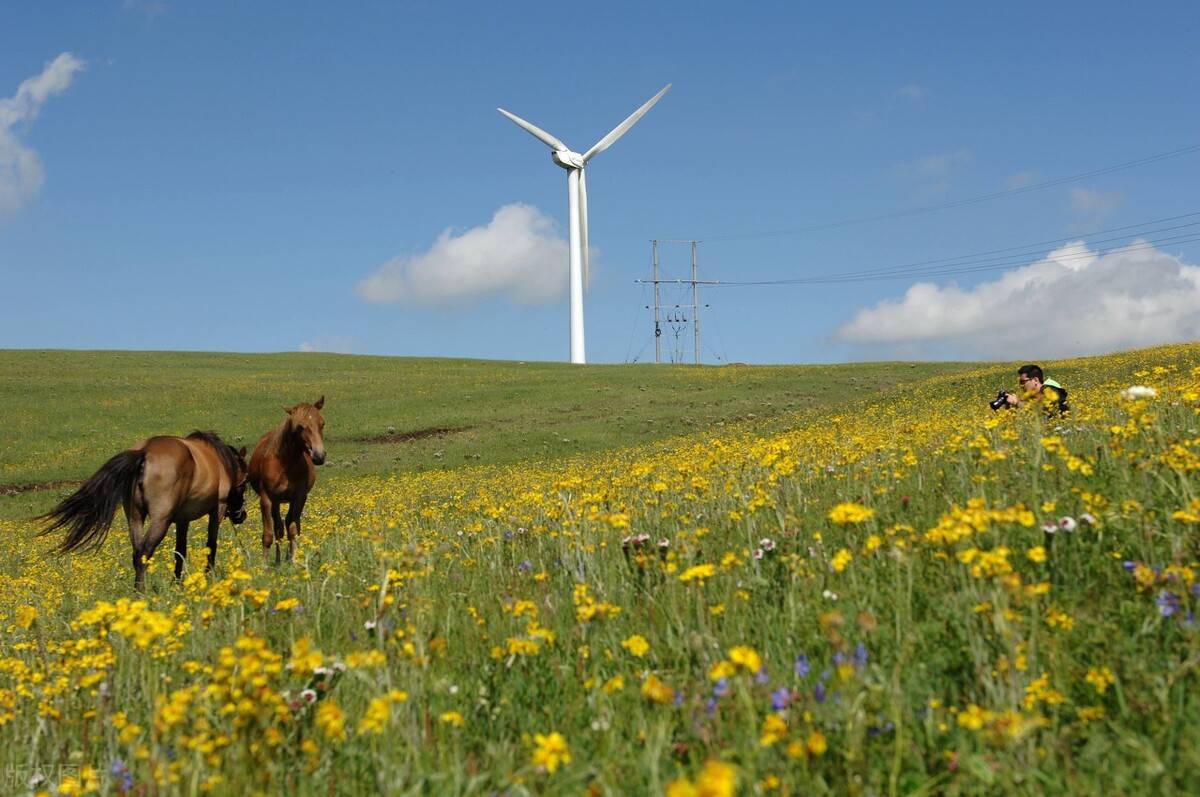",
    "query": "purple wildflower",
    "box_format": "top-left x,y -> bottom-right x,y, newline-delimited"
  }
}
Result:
814,681 -> 827,703
771,687 -> 791,712
755,667 -> 770,685
110,760 -> 133,792
794,653 -> 810,678
1156,590 -> 1181,617
868,720 -> 896,736
854,642 -> 869,669
712,678 -> 730,698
